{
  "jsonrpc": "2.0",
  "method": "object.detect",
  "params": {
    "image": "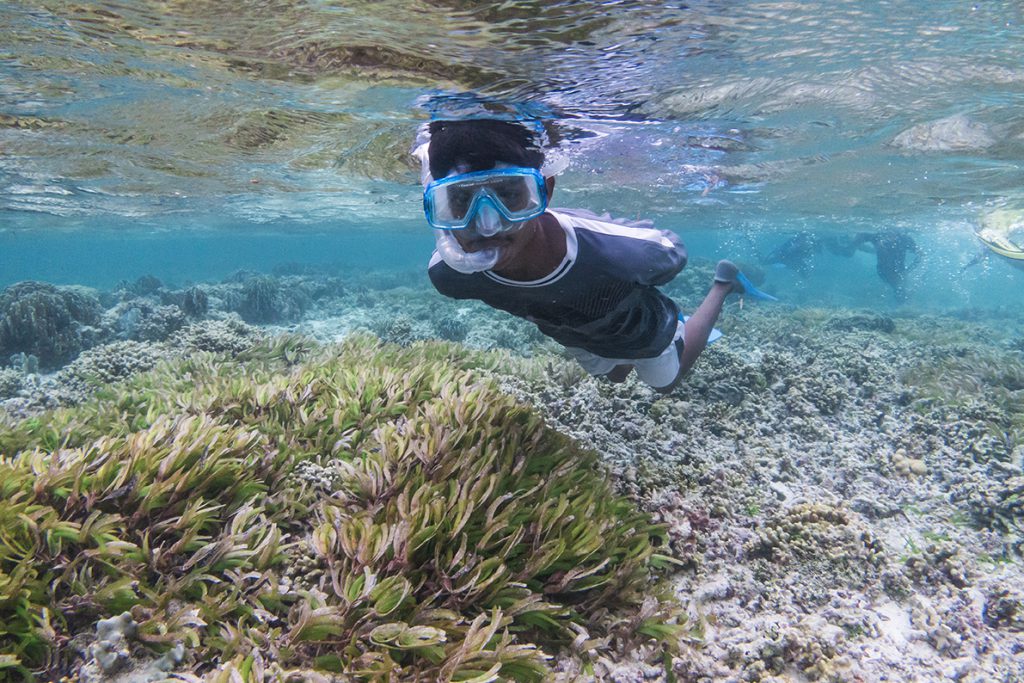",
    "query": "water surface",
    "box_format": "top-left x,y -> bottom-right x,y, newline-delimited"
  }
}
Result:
2,0 -> 1024,308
